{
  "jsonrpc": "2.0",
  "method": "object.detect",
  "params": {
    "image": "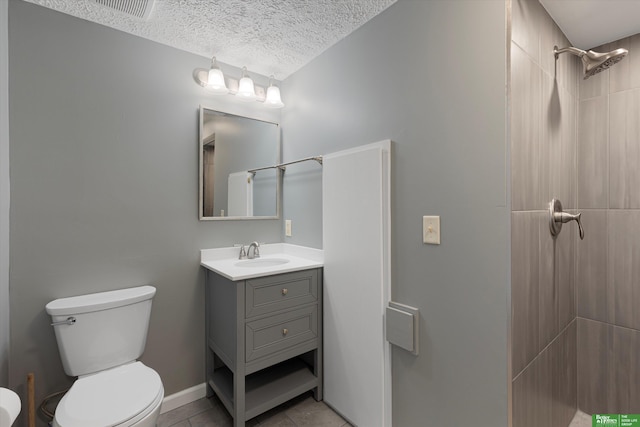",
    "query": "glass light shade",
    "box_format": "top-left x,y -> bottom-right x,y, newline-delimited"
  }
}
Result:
264,85 -> 284,108
206,68 -> 228,94
236,76 -> 257,101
